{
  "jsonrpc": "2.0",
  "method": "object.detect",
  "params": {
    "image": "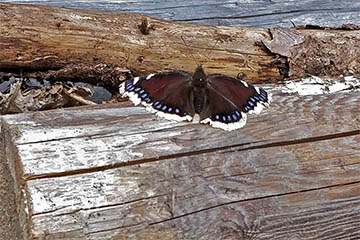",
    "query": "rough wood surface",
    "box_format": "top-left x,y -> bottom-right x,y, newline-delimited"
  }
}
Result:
0,3 -> 281,84
0,125 -> 24,239
1,2 -> 360,239
3,0 -> 360,28
2,84 -> 360,239
2,3 -> 360,86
